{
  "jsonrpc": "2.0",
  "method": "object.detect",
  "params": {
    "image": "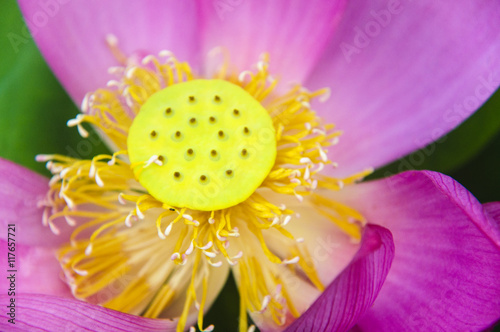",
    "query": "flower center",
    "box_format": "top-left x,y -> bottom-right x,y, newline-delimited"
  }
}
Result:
127,79 -> 277,211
